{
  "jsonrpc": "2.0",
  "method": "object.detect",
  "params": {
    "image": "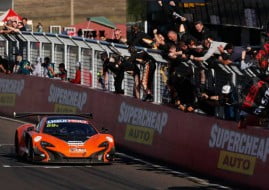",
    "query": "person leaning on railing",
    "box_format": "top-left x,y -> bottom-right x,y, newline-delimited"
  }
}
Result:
0,20 -> 21,34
